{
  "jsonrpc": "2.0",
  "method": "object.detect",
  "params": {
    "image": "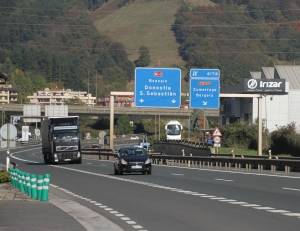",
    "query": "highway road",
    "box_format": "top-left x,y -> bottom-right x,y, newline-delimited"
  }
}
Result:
1,145 -> 300,231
